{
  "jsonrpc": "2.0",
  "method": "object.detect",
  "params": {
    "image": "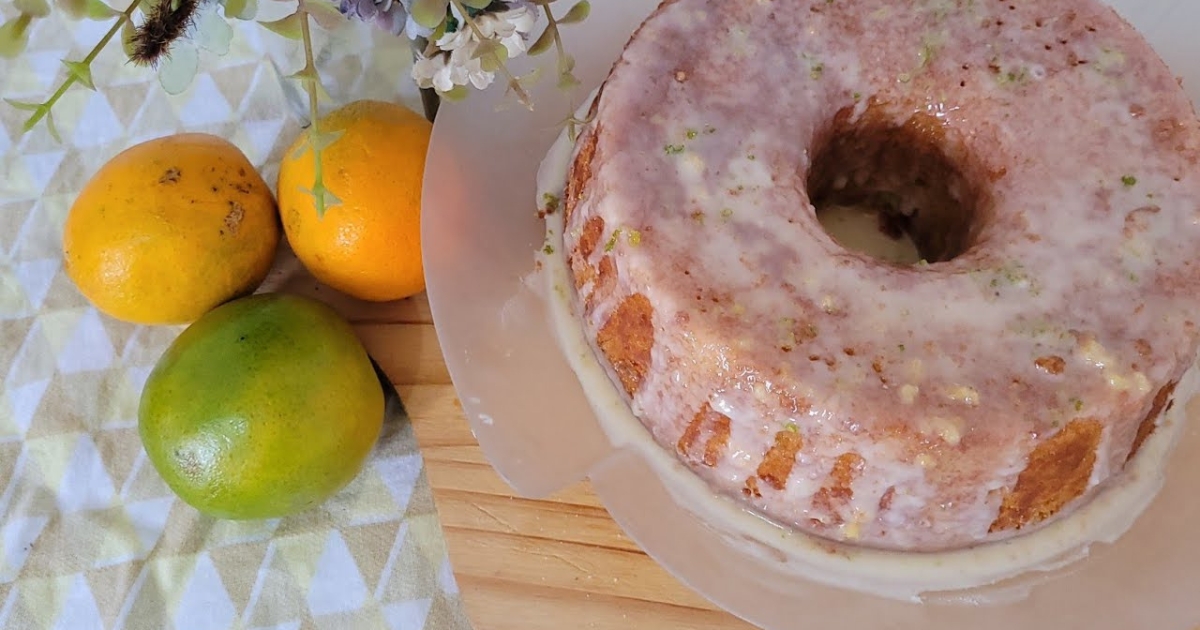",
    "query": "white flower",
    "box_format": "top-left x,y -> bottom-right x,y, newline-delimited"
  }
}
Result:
413,53 -> 455,92
413,0 -> 539,94
481,4 -> 537,56
412,42 -> 495,92
451,42 -> 497,89
433,21 -> 473,52
434,2 -> 536,54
